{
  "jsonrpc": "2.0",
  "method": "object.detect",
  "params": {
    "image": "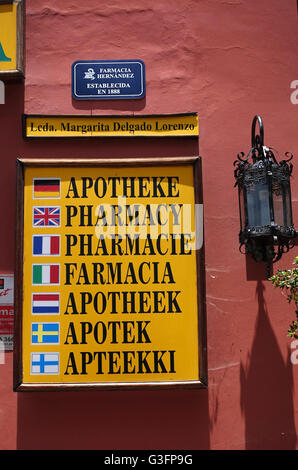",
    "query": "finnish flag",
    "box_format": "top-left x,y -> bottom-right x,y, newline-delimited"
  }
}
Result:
31,352 -> 59,375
